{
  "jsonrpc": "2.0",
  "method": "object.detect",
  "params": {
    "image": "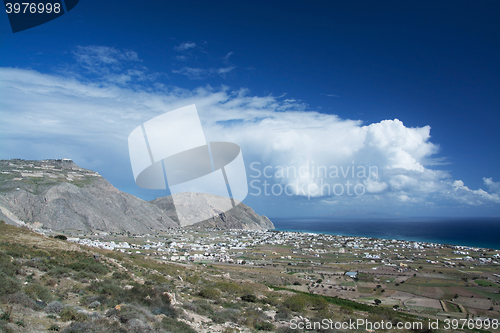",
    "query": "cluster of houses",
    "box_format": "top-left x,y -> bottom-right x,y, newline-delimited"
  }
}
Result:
65,228 -> 500,269
0,159 -> 101,182
67,233 -> 251,263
